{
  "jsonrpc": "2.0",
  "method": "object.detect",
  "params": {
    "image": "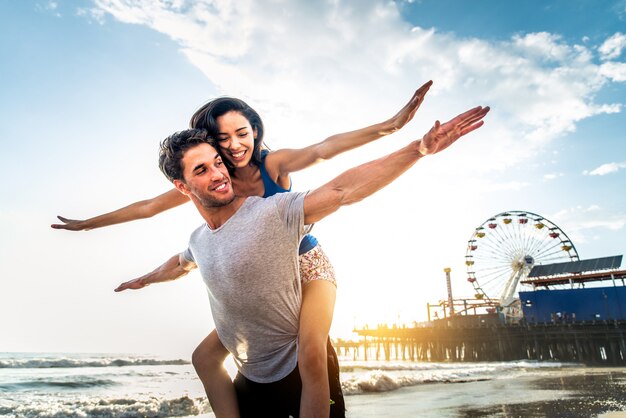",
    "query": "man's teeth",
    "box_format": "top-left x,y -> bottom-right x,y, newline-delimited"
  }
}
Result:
214,183 -> 227,191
